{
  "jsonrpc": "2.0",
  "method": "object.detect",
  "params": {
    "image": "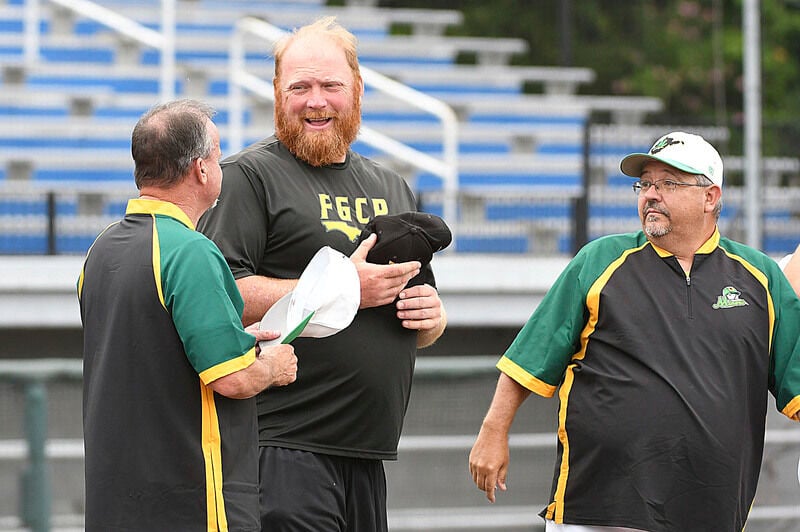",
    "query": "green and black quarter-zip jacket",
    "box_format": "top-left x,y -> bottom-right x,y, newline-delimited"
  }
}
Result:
499,228 -> 800,531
